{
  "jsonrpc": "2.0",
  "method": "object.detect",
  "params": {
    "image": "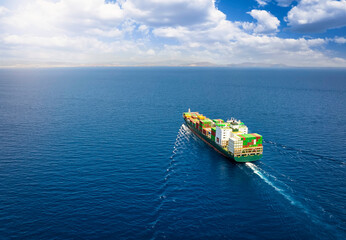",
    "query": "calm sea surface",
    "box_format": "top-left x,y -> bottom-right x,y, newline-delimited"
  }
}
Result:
0,67 -> 345,239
